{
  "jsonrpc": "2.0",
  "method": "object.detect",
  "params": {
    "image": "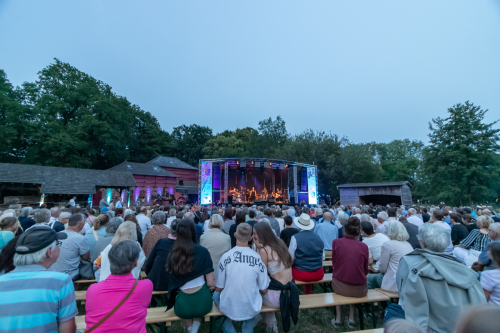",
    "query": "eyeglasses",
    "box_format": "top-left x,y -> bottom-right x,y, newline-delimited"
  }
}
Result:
56,240 -> 62,247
